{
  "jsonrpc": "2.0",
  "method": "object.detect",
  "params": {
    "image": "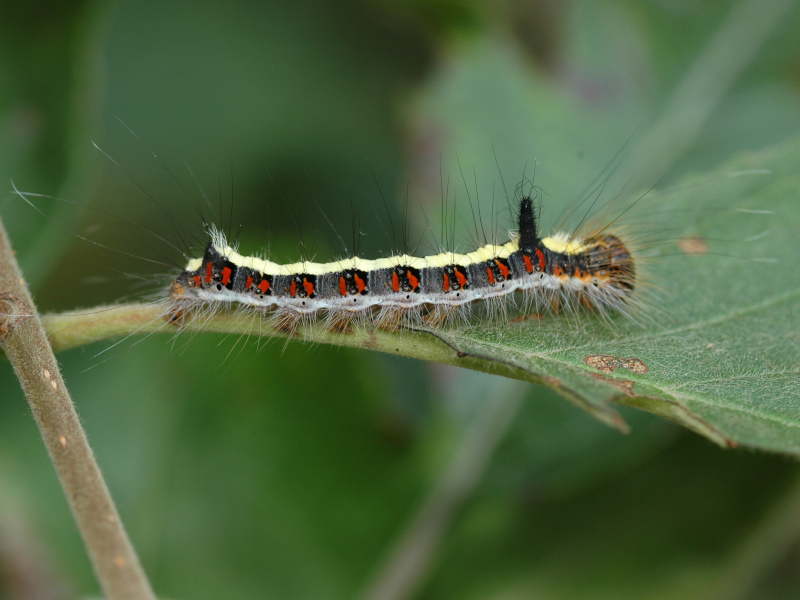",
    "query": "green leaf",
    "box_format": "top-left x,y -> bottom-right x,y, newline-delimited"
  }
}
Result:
422,137 -> 800,454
